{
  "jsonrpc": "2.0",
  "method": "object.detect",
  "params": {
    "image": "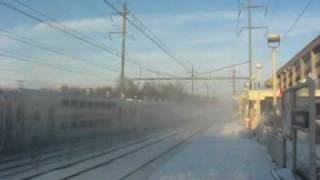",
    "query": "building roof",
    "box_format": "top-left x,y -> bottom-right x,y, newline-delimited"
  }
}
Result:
277,34 -> 320,74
